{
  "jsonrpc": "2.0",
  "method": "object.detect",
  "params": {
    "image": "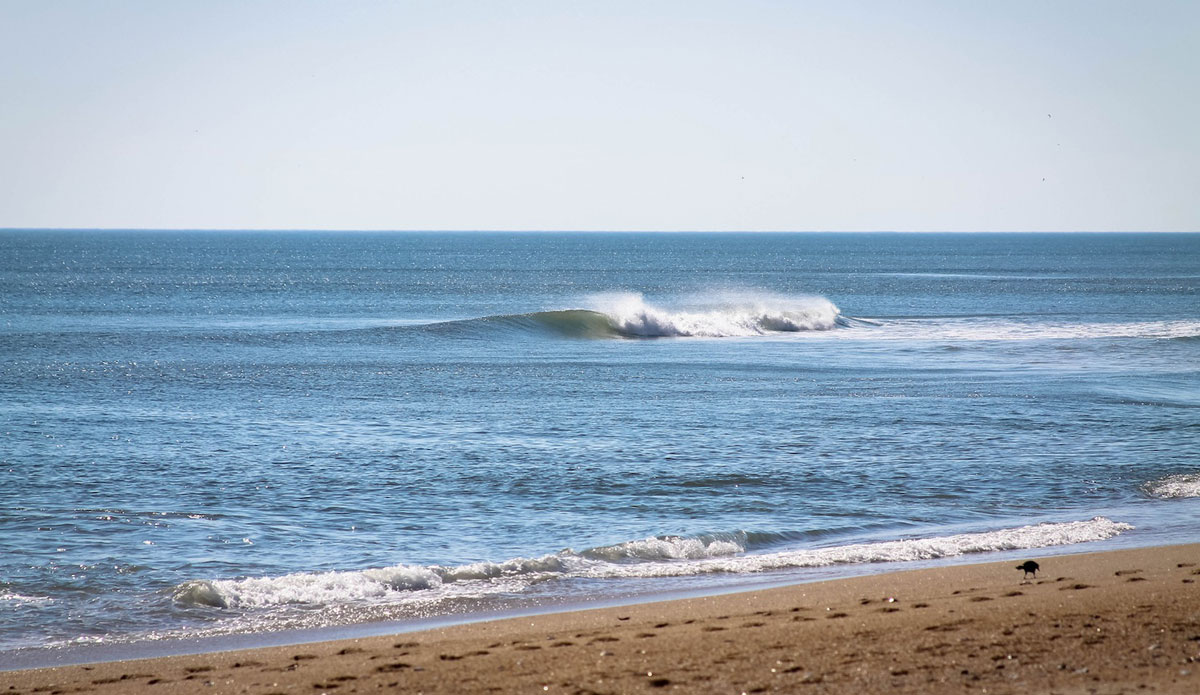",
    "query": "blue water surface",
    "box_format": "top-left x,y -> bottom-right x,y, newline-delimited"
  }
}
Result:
1,231 -> 1197,659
